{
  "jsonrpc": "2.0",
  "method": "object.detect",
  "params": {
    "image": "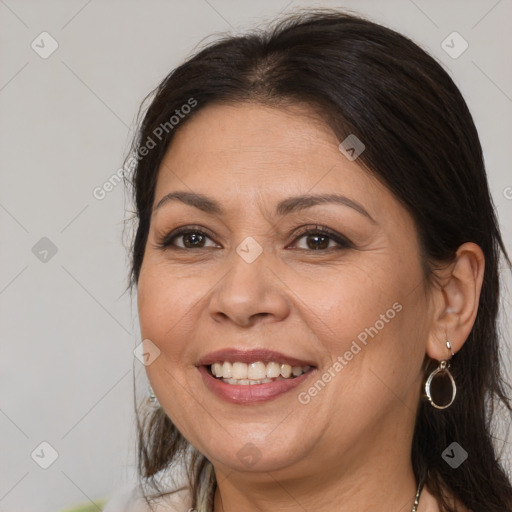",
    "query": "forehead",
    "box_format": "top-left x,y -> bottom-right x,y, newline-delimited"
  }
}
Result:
155,102 -> 380,200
